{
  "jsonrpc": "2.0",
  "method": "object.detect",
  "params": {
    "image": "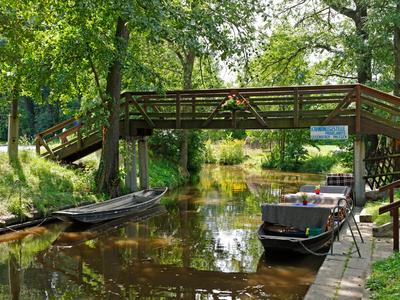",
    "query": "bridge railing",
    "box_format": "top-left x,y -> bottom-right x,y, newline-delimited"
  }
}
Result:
35,117 -> 85,160
36,84 -> 400,160
122,85 -> 358,129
